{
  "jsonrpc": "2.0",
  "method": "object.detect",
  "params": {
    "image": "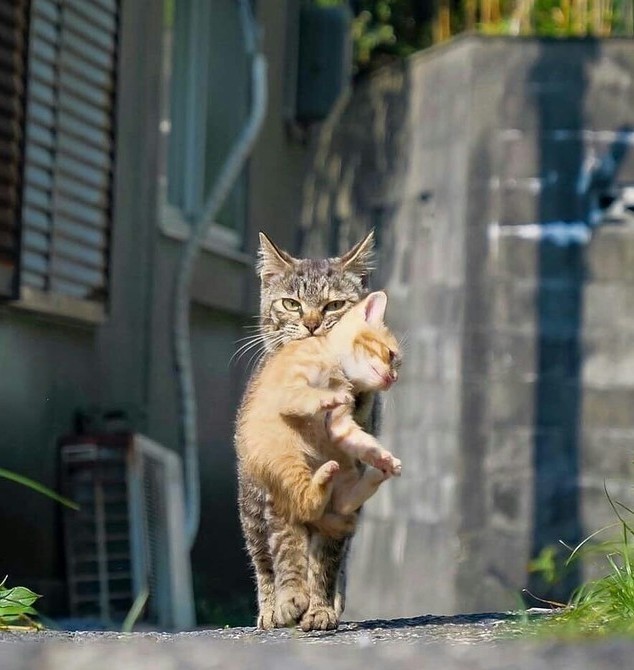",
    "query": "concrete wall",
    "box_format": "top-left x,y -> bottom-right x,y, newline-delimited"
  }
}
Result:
300,36 -> 634,618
